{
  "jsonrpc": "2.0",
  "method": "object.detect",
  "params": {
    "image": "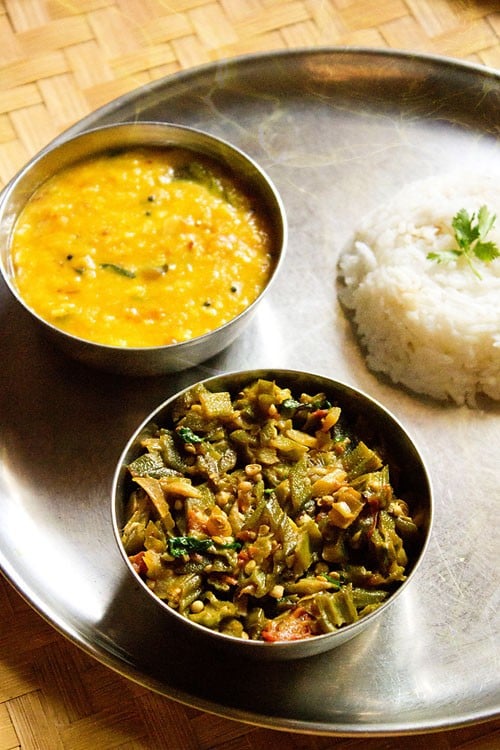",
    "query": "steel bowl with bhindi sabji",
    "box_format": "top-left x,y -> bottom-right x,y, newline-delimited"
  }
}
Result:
112,370 -> 432,659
